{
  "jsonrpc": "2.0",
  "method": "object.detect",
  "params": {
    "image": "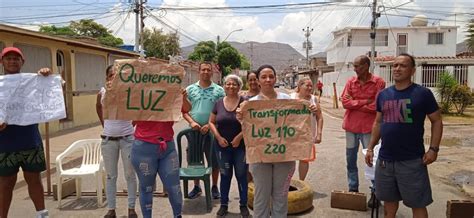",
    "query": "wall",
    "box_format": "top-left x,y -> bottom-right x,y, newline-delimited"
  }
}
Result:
391,27 -> 457,57
320,71 -> 356,98
327,27 -> 457,66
